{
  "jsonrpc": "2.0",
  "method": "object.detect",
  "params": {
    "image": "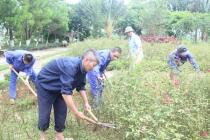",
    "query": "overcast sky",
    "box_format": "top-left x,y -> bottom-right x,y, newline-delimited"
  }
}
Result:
66,0 -> 131,4
66,0 -> 80,4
